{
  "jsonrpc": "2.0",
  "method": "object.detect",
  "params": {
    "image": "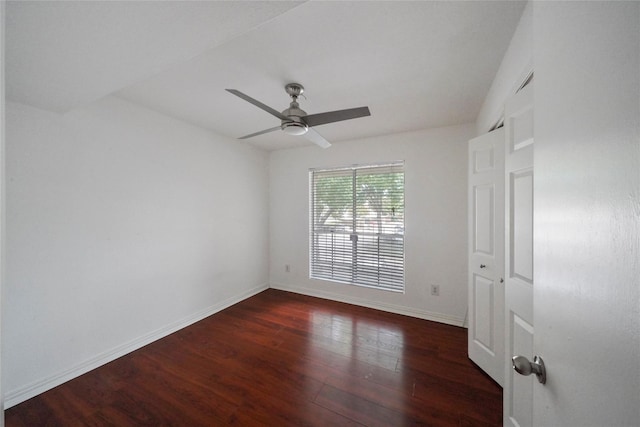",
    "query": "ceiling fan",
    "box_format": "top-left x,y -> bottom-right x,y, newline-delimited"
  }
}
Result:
226,83 -> 370,148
